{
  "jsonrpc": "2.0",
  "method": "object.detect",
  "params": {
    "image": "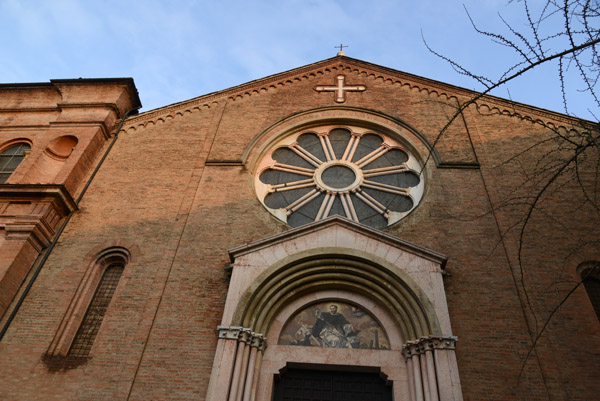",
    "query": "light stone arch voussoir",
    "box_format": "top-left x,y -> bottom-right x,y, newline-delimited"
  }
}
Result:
231,247 -> 442,342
